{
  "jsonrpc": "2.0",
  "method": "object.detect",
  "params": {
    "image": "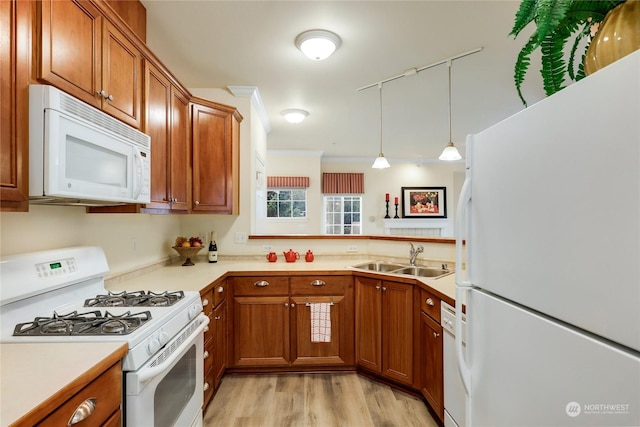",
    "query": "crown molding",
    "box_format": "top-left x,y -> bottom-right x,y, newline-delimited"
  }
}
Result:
227,86 -> 271,133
